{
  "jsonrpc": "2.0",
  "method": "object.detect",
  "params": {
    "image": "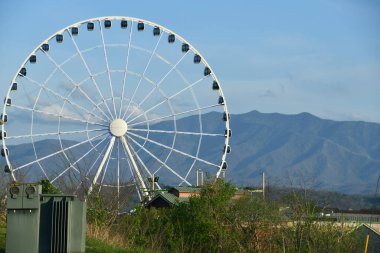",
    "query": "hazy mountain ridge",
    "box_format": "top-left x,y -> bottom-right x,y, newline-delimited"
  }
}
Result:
227,111 -> 380,194
2,110 -> 379,194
